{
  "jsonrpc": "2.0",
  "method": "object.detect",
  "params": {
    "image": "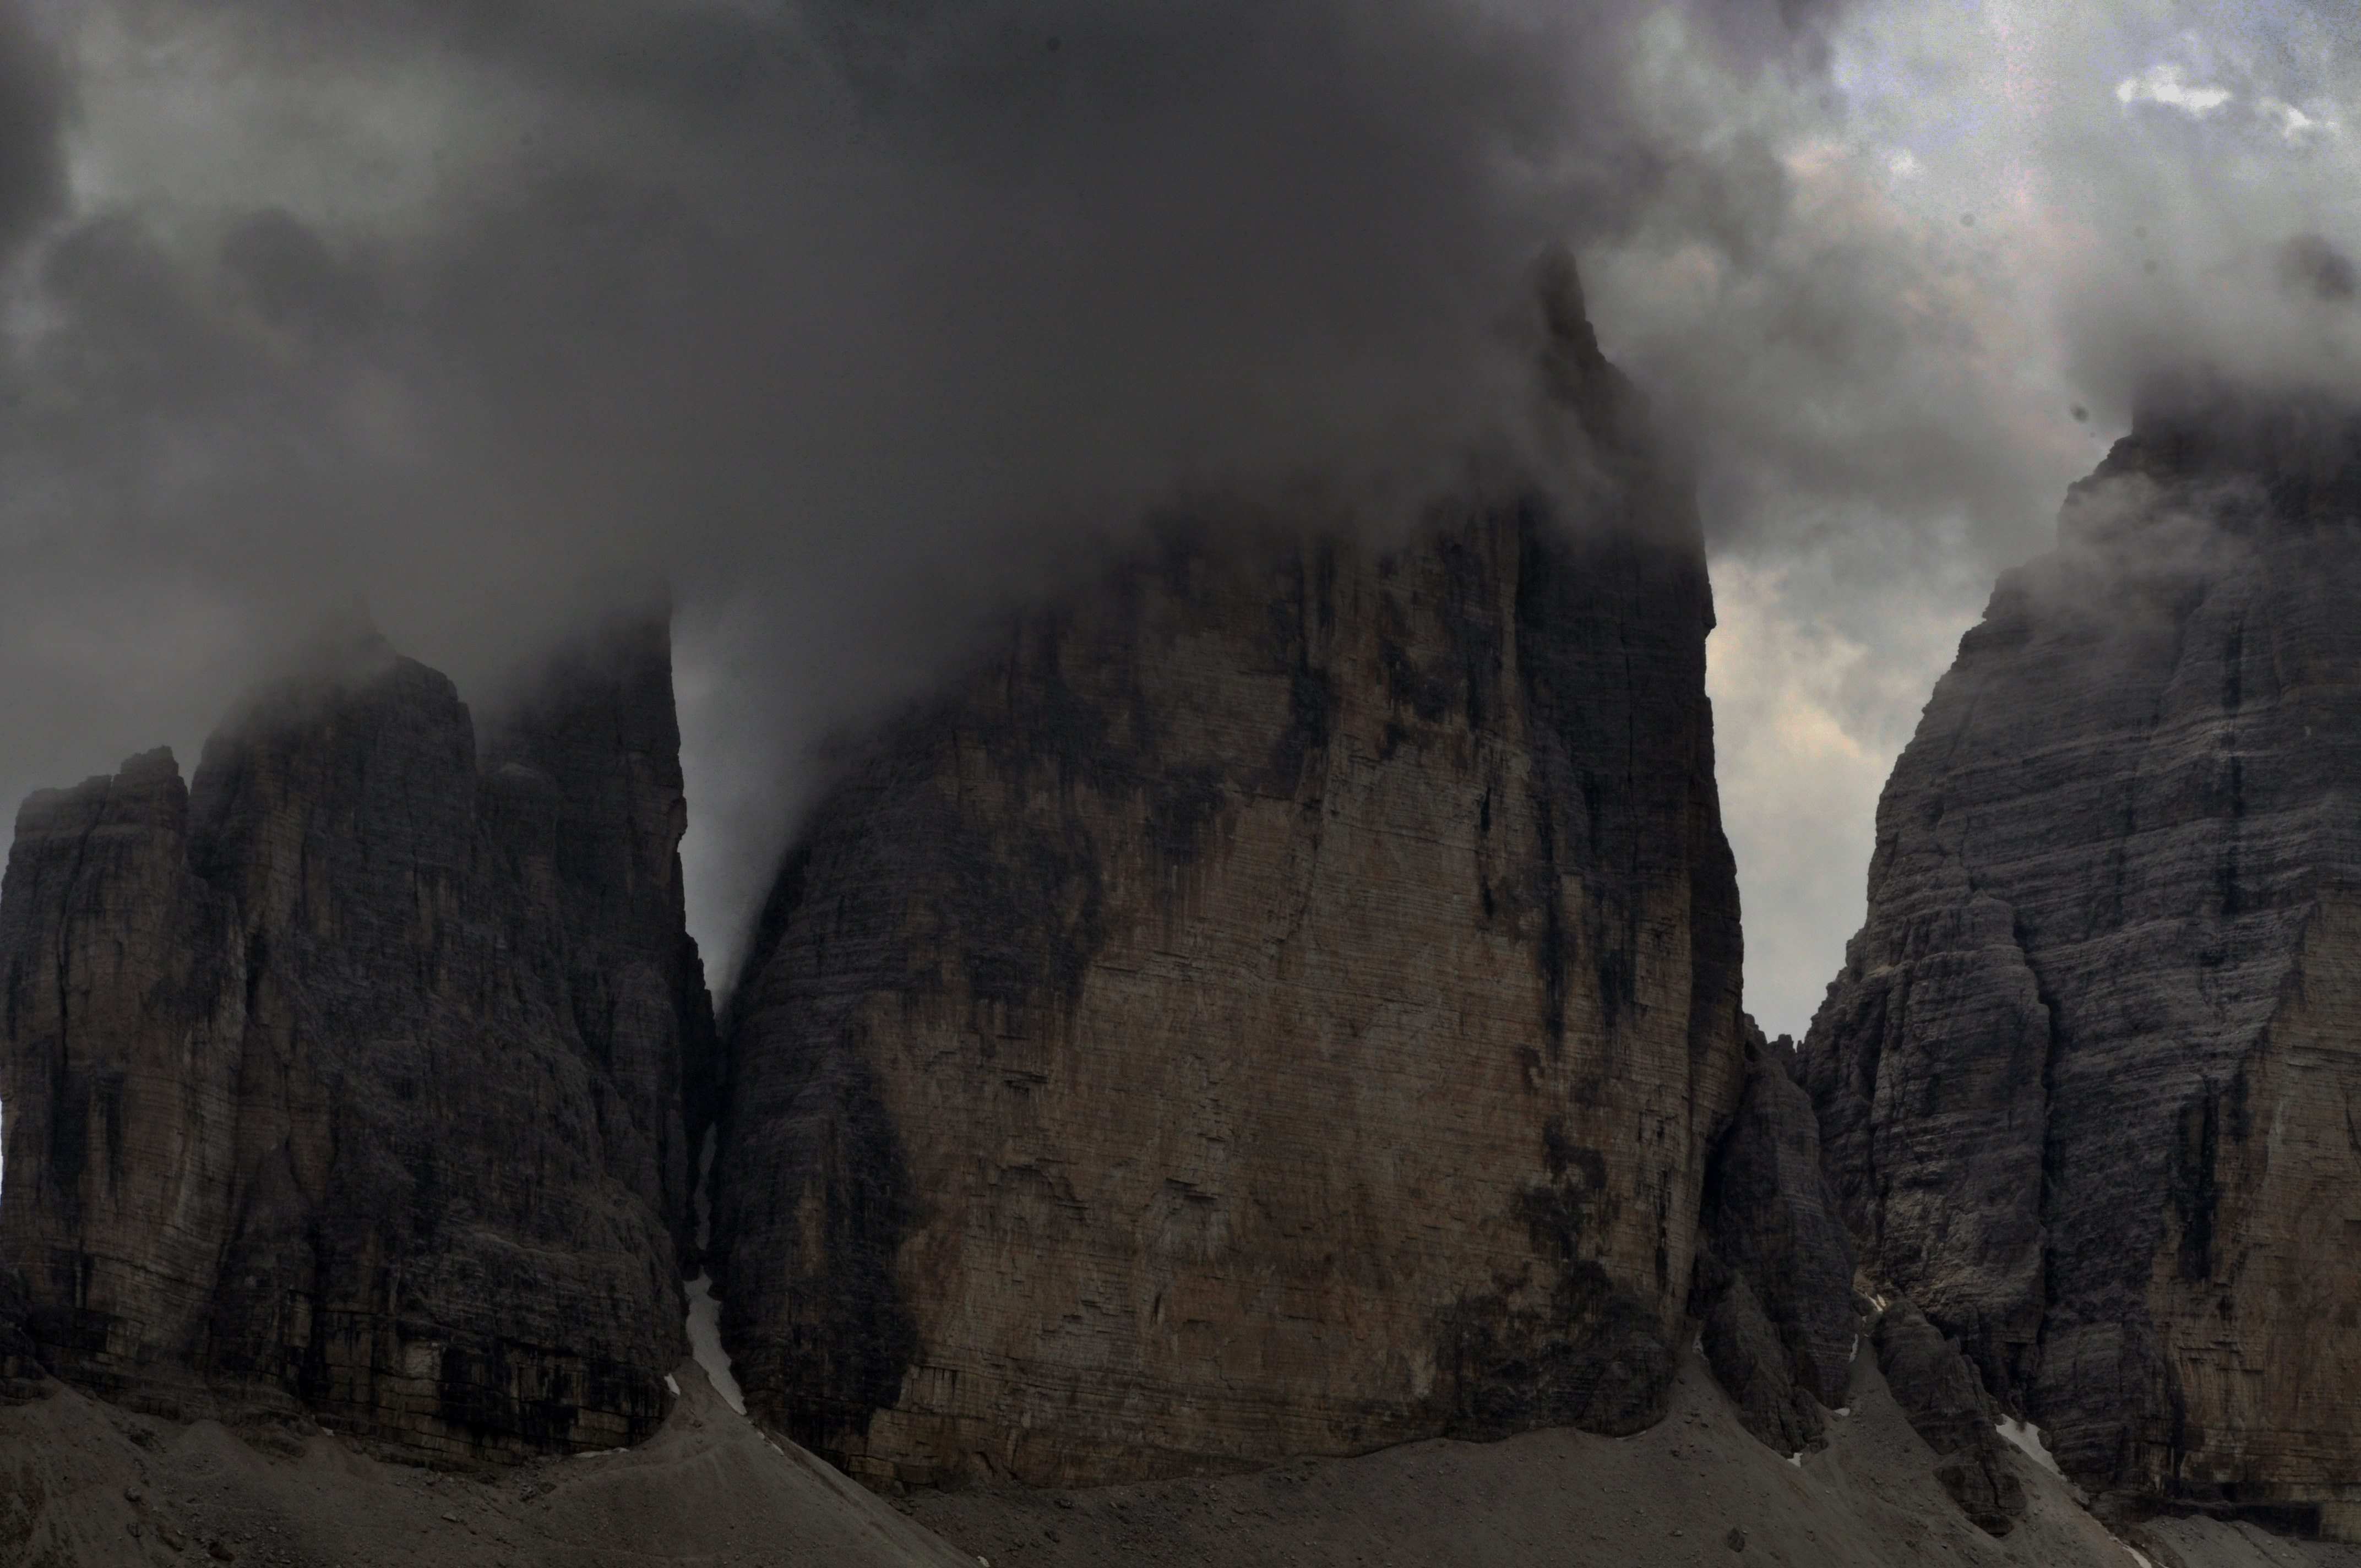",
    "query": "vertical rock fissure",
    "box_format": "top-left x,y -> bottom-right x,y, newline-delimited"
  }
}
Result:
2023,916 -> 2065,1420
